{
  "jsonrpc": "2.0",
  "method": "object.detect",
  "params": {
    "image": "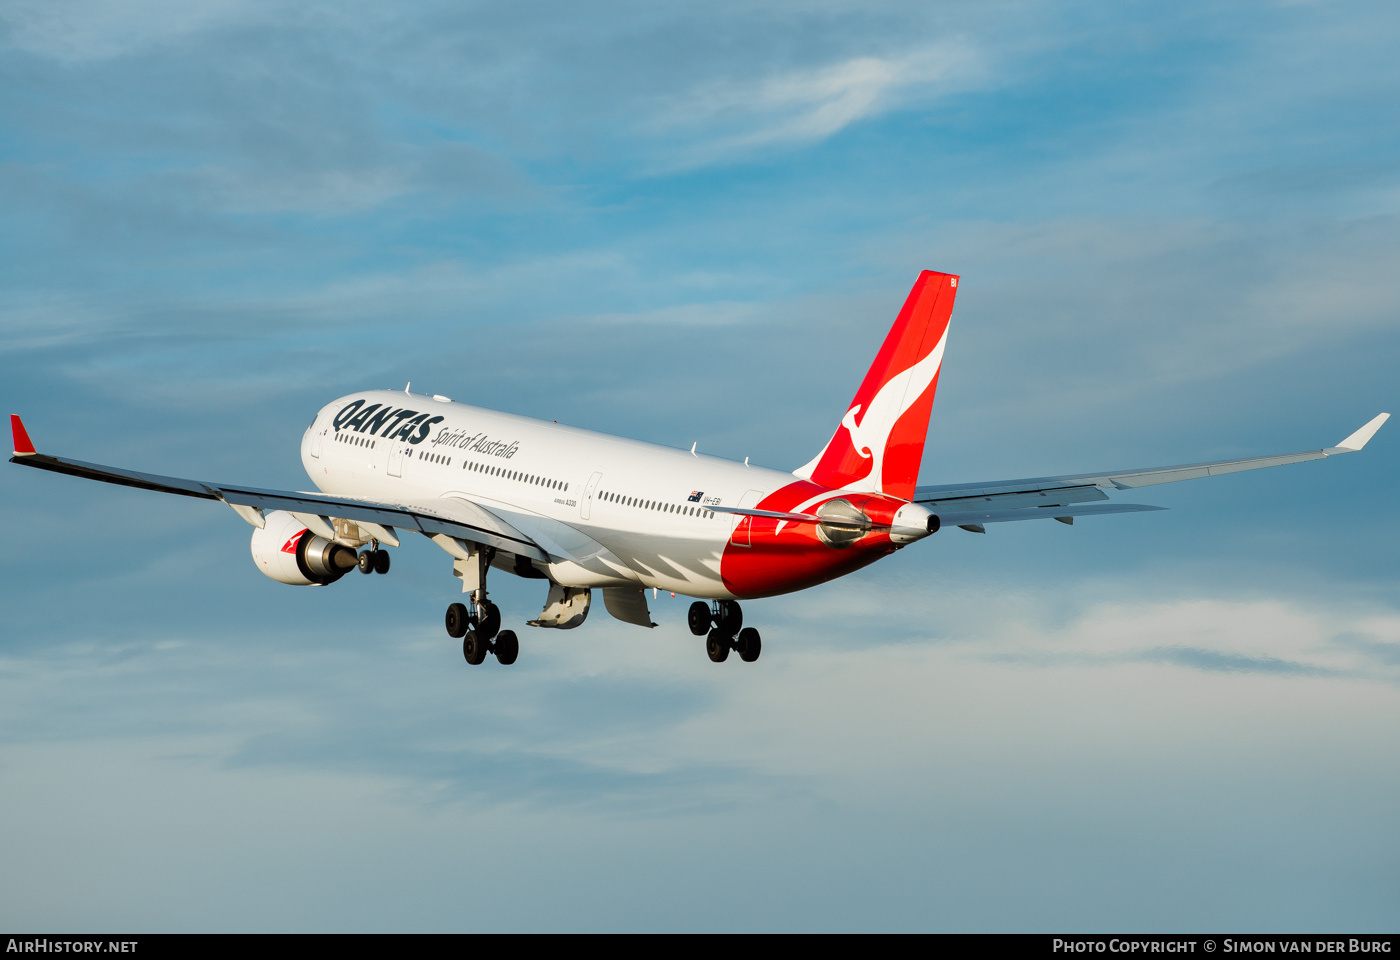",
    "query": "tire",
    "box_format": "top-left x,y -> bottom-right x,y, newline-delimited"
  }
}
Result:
494,630 -> 519,665
737,627 -> 761,662
706,628 -> 730,663
357,551 -> 374,574
687,601 -> 711,636
373,550 -> 391,574
717,600 -> 743,634
476,601 -> 501,641
463,631 -> 487,665
446,602 -> 470,638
